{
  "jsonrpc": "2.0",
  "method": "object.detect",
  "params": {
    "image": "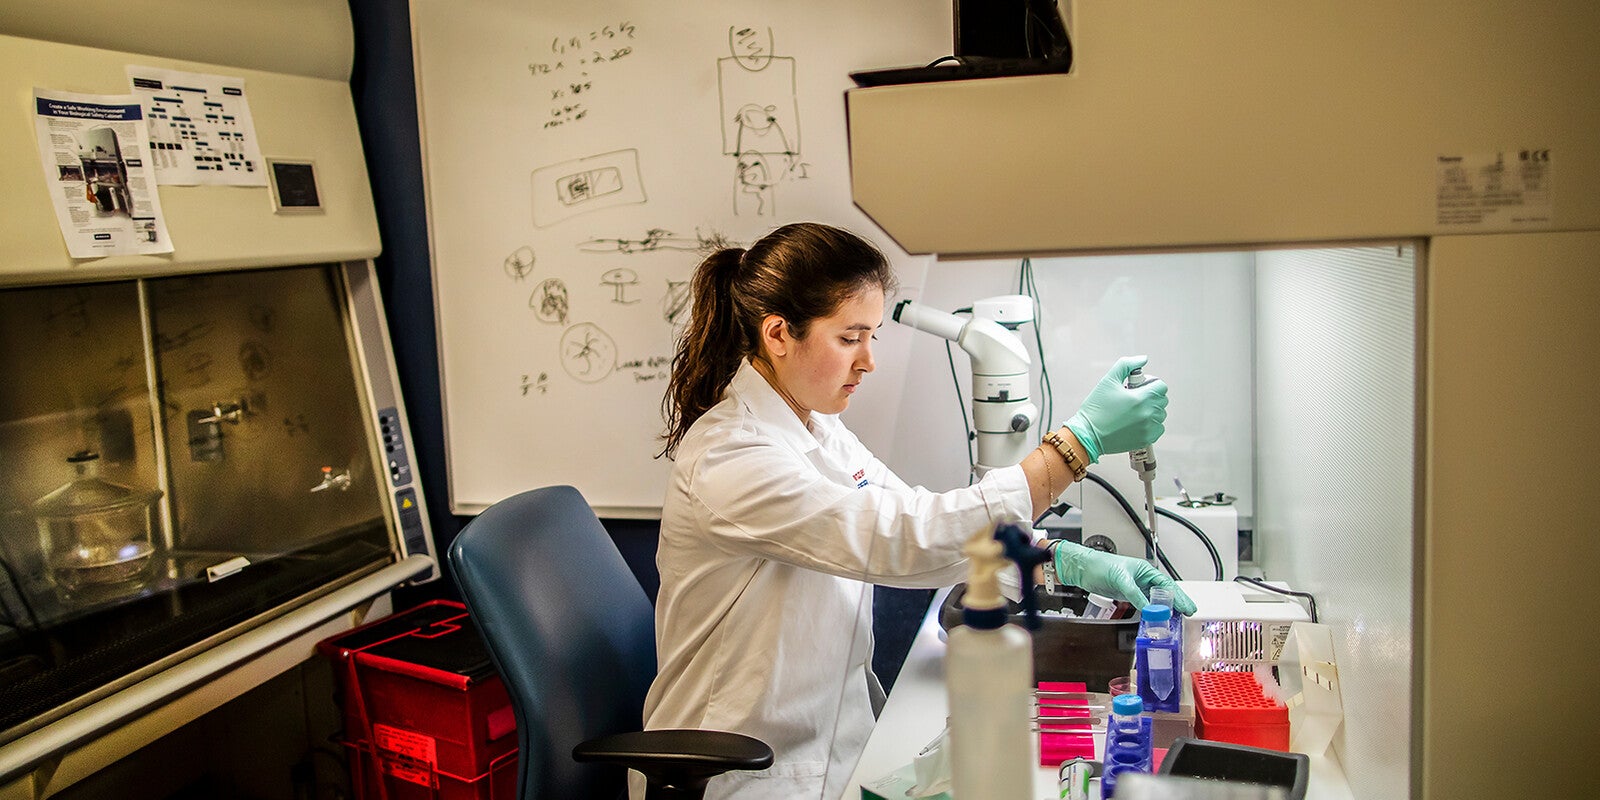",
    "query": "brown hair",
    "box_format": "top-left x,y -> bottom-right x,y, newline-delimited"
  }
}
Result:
658,222 -> 897,459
